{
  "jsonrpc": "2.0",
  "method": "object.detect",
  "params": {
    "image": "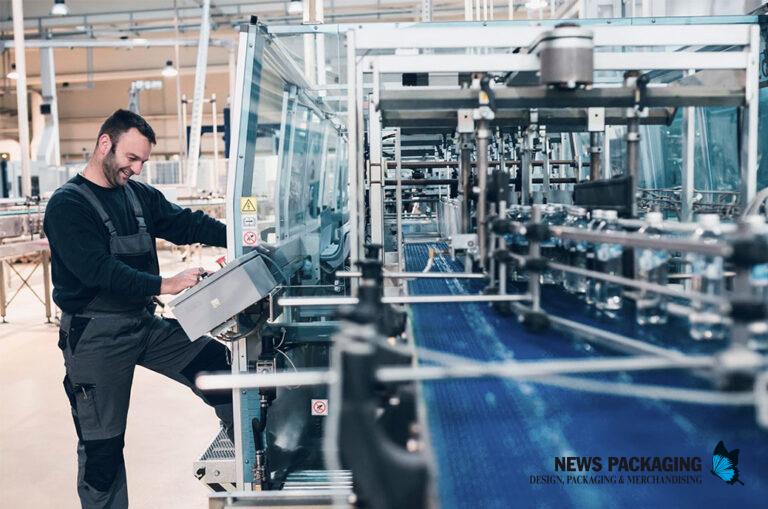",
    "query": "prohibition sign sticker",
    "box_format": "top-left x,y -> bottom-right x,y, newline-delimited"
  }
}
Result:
311,399 -> 328,416
242,230 -> 259,246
